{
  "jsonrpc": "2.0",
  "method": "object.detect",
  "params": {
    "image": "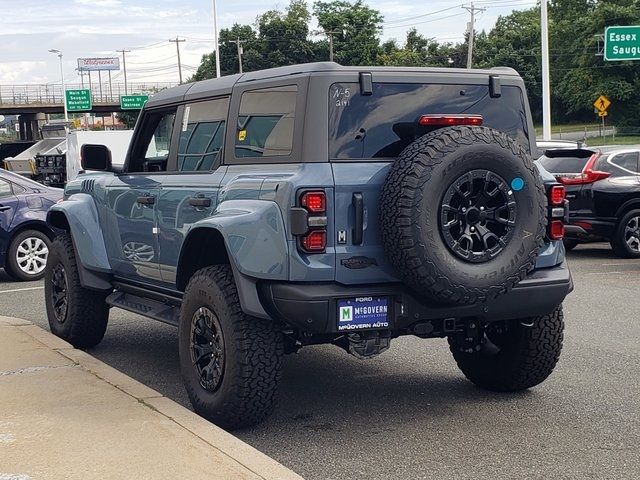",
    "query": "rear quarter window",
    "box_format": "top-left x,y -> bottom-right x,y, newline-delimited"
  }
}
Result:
329,82 -> 530,160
